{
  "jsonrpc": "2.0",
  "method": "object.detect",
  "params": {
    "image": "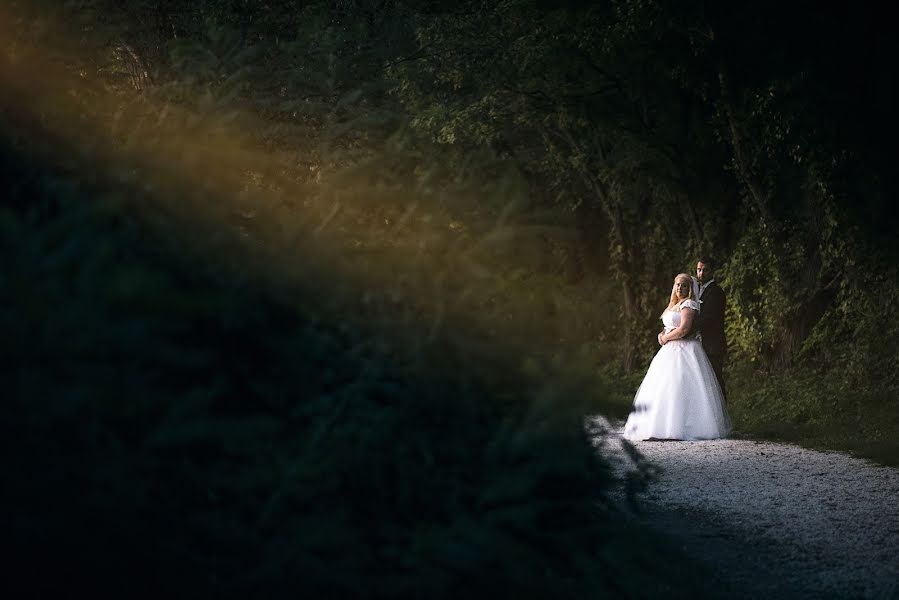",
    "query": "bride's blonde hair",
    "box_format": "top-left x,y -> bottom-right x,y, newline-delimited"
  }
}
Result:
660,273 -> 694,318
